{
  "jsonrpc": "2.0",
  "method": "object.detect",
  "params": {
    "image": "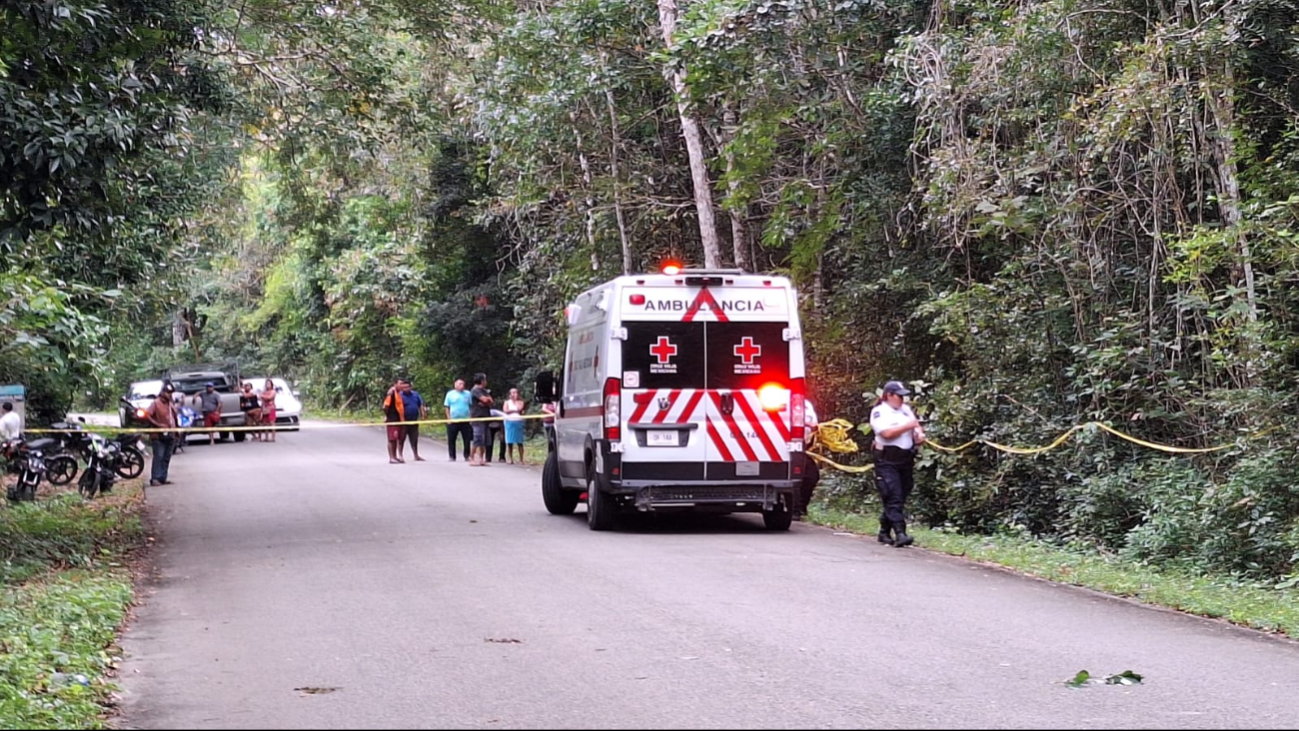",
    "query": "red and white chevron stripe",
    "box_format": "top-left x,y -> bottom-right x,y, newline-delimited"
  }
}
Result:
627,388 -> 791,462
